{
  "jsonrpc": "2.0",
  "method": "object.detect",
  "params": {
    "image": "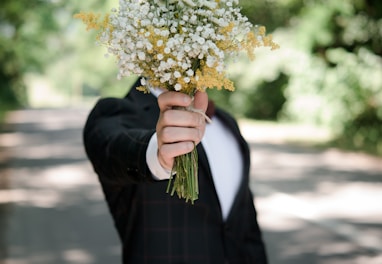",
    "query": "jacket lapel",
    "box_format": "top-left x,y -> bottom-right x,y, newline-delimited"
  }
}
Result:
197,142 -> 224,220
